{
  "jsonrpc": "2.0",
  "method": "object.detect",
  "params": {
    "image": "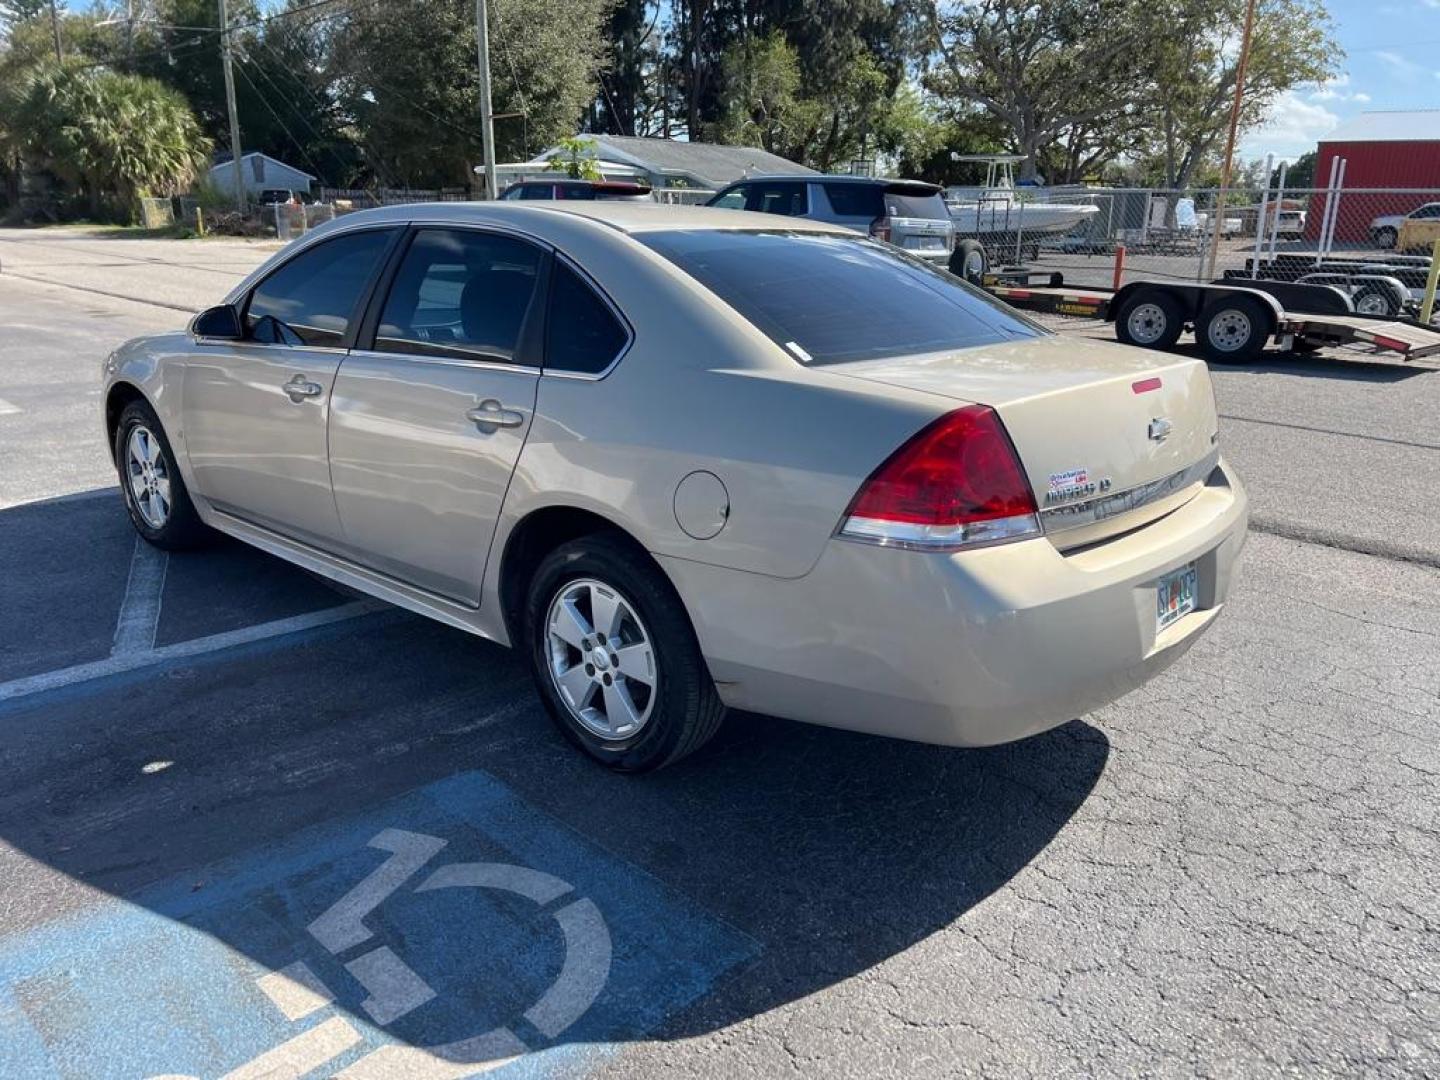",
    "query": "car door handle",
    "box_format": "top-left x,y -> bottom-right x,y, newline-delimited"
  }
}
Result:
465,399 -> 525,429
283,375 -> 324,402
